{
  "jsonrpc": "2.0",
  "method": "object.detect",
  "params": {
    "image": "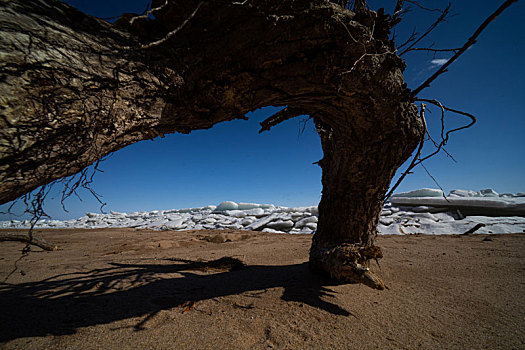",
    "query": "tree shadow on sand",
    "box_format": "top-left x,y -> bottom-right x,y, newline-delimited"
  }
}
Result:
0,257 -> 354,341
